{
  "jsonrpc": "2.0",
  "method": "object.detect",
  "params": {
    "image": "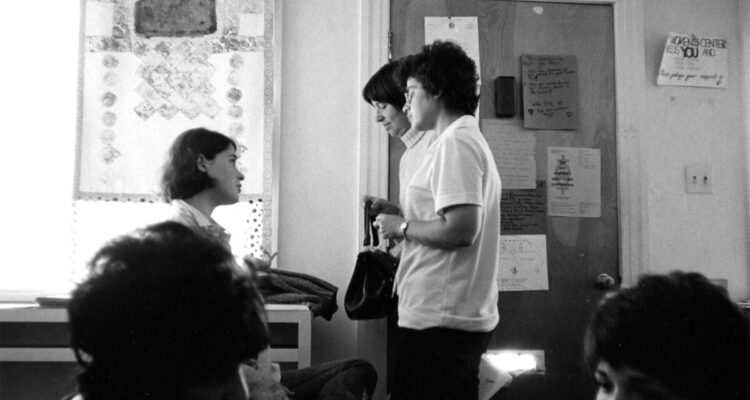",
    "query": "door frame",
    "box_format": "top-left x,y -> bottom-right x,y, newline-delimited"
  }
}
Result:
357,0 -> 650,286
354,3 -> 395,400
